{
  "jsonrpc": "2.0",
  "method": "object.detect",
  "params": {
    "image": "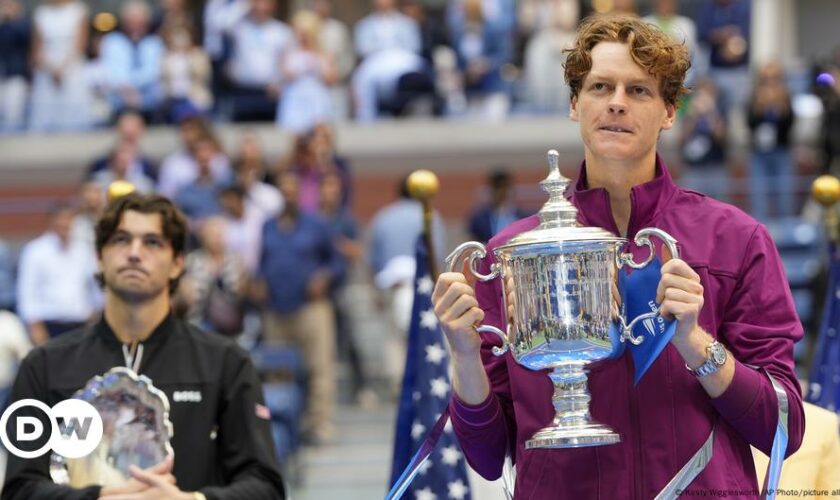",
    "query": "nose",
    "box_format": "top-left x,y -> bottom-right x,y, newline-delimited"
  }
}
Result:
608,87 -> 628,115
127,238 -> 143,261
